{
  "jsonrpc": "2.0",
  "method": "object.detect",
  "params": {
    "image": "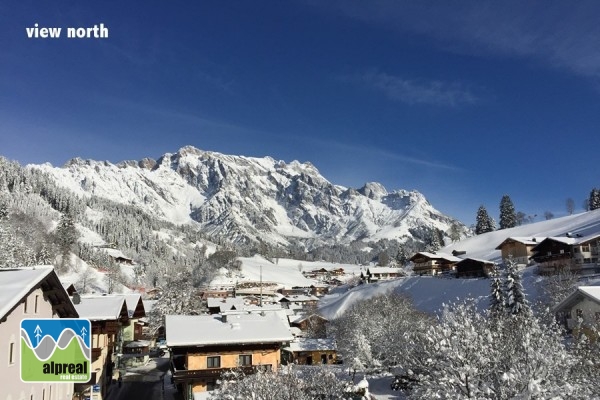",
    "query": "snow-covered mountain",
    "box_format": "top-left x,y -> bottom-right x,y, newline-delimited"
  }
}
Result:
31,146 -> 466,248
